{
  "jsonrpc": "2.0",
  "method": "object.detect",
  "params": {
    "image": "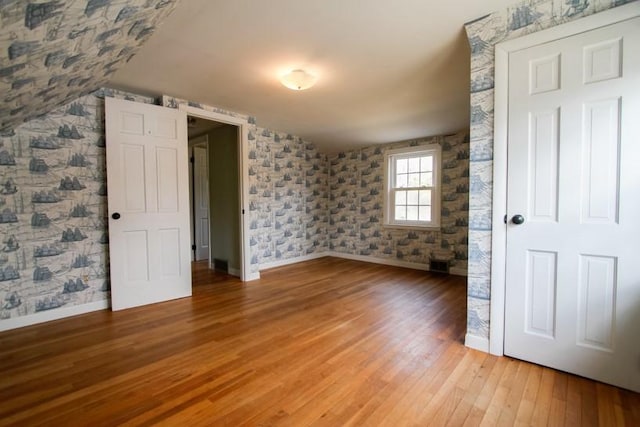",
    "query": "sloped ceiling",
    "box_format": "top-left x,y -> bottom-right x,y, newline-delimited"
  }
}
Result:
110,0 -> 515,152
0,0 -> 182,131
